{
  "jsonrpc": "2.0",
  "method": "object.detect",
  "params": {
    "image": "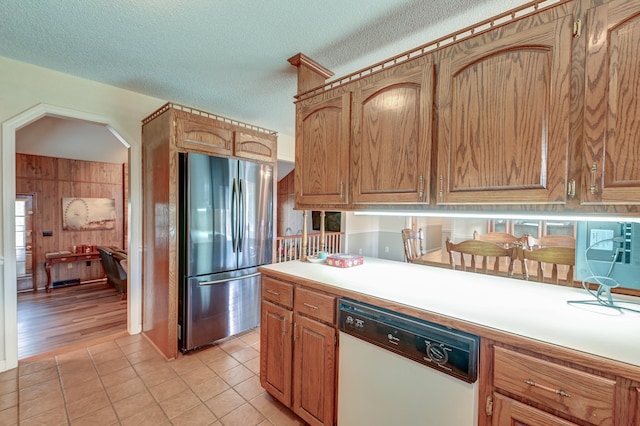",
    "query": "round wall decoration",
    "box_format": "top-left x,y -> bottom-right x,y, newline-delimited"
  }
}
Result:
63,198 -> 89,228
